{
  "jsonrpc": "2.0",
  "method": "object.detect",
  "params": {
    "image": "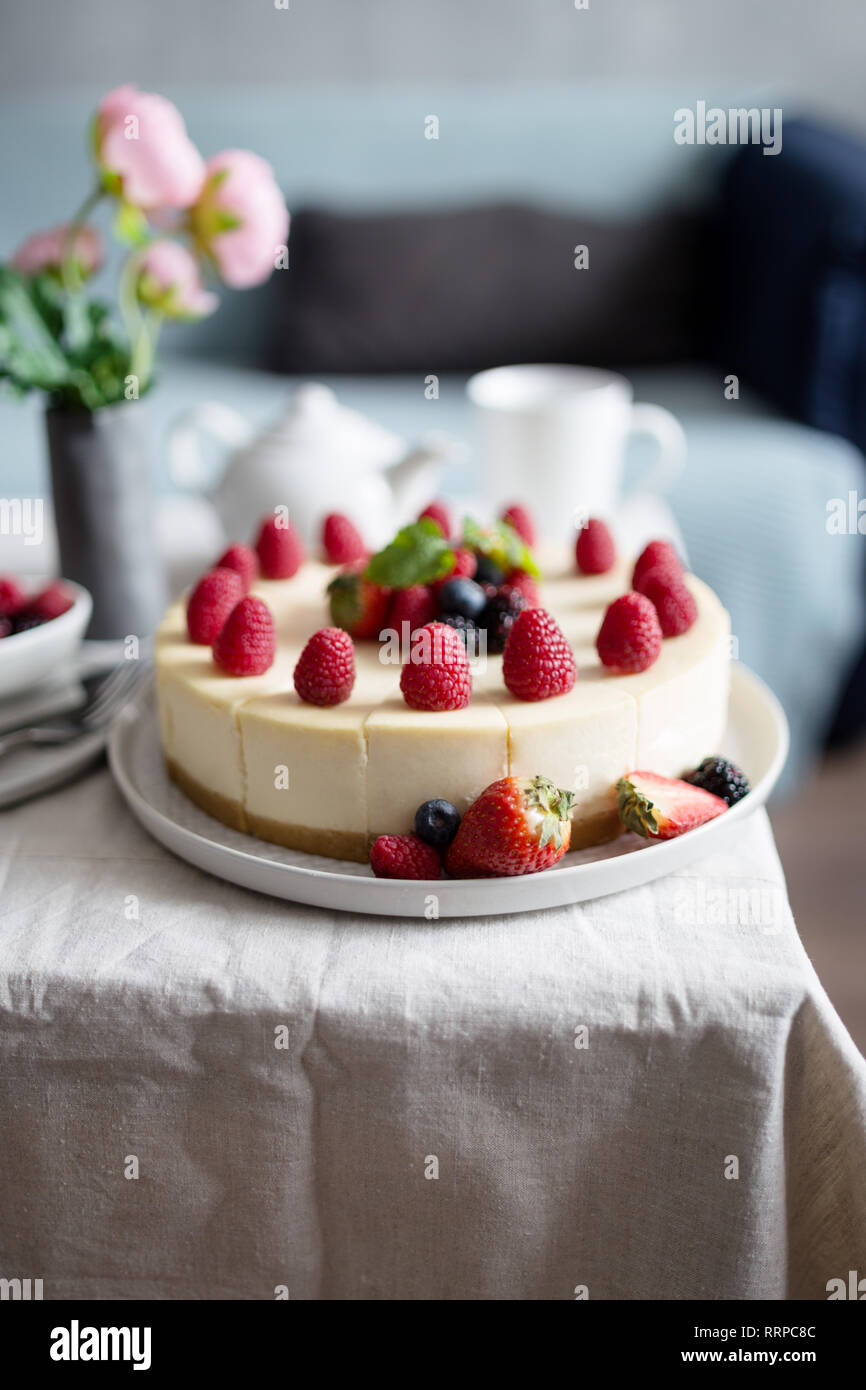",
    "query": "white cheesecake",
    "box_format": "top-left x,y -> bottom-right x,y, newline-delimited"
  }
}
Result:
155,550 -> 730,862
